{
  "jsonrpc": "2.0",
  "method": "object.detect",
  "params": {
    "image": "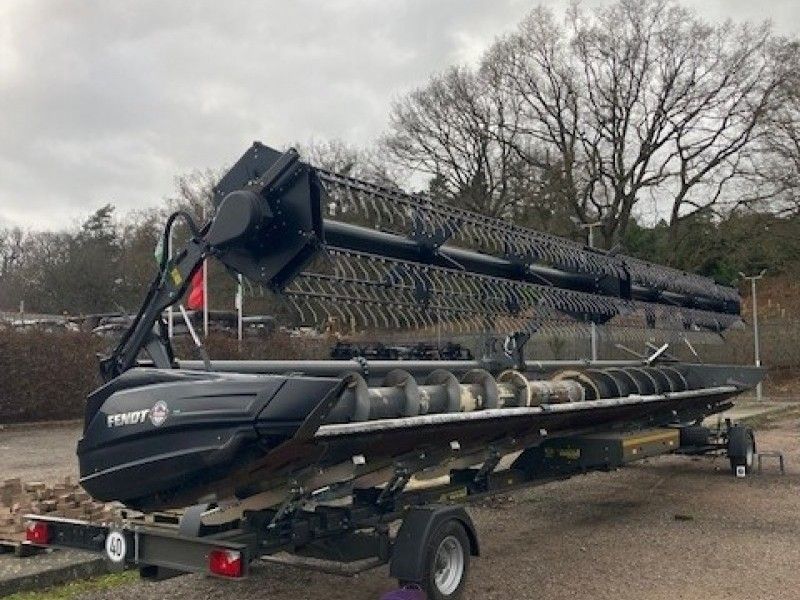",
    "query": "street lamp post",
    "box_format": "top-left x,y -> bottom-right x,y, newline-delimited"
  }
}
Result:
582,222 -> 602,250
739,270 -> 766,401
578,221 -> 603,361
